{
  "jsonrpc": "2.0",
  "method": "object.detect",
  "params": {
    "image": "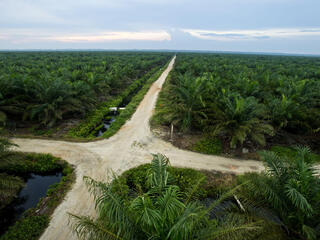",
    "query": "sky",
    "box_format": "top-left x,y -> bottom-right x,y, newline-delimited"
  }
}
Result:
0,0 -> 320,54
